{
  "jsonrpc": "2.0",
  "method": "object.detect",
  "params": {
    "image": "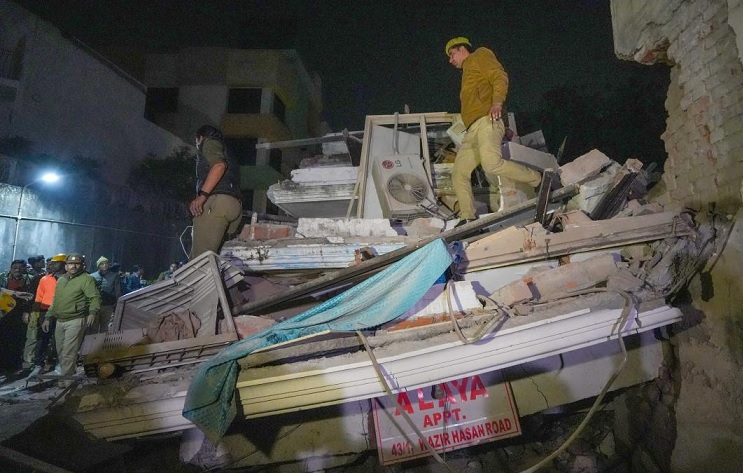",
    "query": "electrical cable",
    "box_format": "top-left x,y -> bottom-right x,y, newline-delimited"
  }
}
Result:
179,225 -> 193,259
444,281 -> 506,344
355,330 -> 457,473
518,288 -> 634,472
